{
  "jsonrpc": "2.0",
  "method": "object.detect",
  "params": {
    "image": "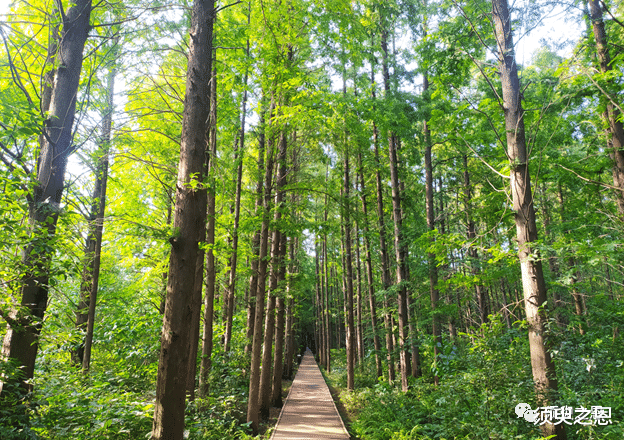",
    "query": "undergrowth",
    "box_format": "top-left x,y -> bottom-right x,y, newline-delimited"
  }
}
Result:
324,315 -> 624,440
